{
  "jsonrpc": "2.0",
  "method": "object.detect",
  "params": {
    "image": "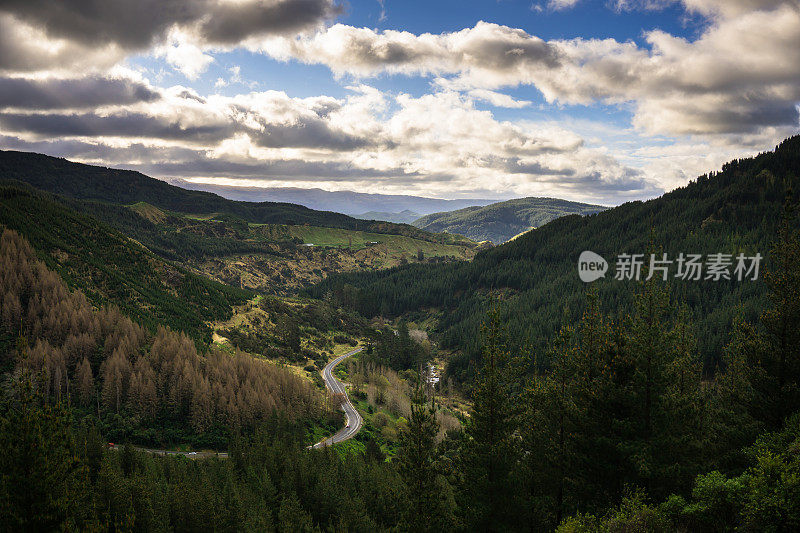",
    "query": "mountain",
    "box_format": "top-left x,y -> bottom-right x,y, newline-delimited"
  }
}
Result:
0,150 -> 450,241
171,179 -> 498,216
352,209 -> 423,224
0,151 -> 479,297
313,136 -> 800,381
413,197 -> 607,243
